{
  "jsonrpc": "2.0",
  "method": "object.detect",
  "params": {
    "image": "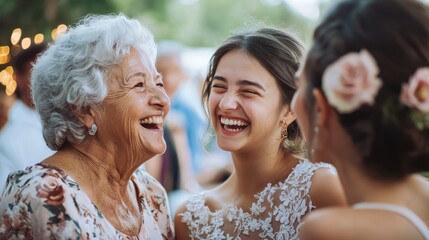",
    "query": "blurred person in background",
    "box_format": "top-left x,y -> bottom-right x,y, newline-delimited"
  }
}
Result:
0,43 -> 55,191
0,14 -> 173,239
174,27 -> 346,239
